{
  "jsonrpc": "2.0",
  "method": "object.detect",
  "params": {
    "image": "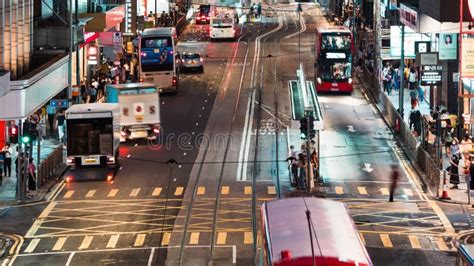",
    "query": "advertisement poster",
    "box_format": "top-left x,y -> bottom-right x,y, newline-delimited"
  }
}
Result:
461,38 -> 474,77
439,33 -> 457,60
